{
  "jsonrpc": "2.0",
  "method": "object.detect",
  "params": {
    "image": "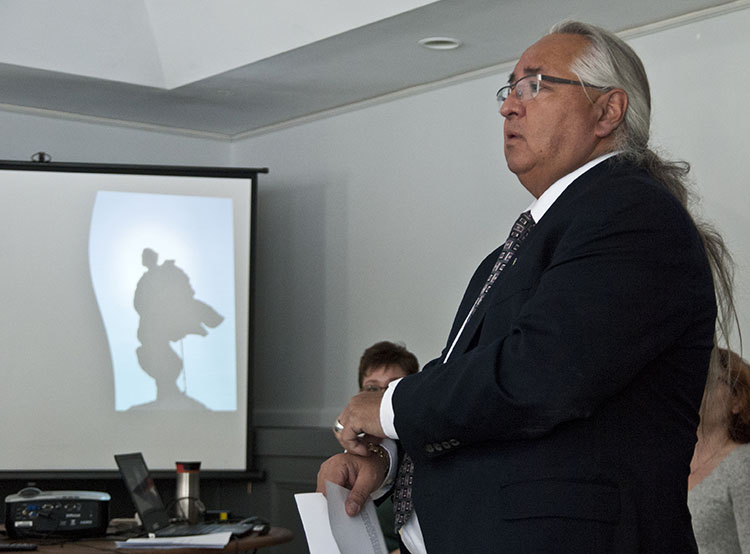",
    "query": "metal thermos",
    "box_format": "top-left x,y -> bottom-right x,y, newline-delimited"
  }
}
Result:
175,461 -> 201,524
